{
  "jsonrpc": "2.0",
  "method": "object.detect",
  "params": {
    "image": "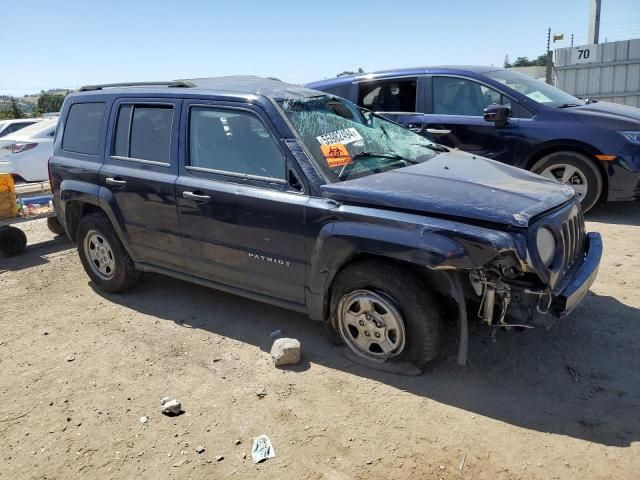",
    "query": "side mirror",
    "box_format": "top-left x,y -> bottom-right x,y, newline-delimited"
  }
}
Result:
483,105 -> 510,127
